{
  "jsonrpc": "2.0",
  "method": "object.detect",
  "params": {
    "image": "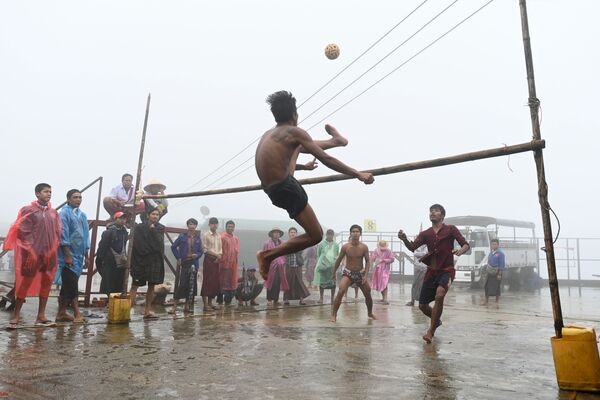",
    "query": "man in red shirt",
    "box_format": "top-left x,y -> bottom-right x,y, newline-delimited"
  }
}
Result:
398,204 -> 469,343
